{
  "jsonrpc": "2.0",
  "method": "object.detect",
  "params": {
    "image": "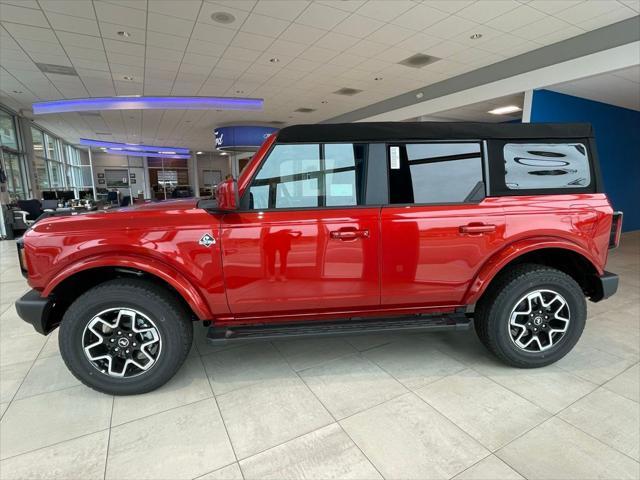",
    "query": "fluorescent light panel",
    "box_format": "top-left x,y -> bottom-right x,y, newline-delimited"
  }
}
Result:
33,96 -> 264,114
488,105 -> 522,115
104,149 -> 190,159
80,138 -> 189,154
